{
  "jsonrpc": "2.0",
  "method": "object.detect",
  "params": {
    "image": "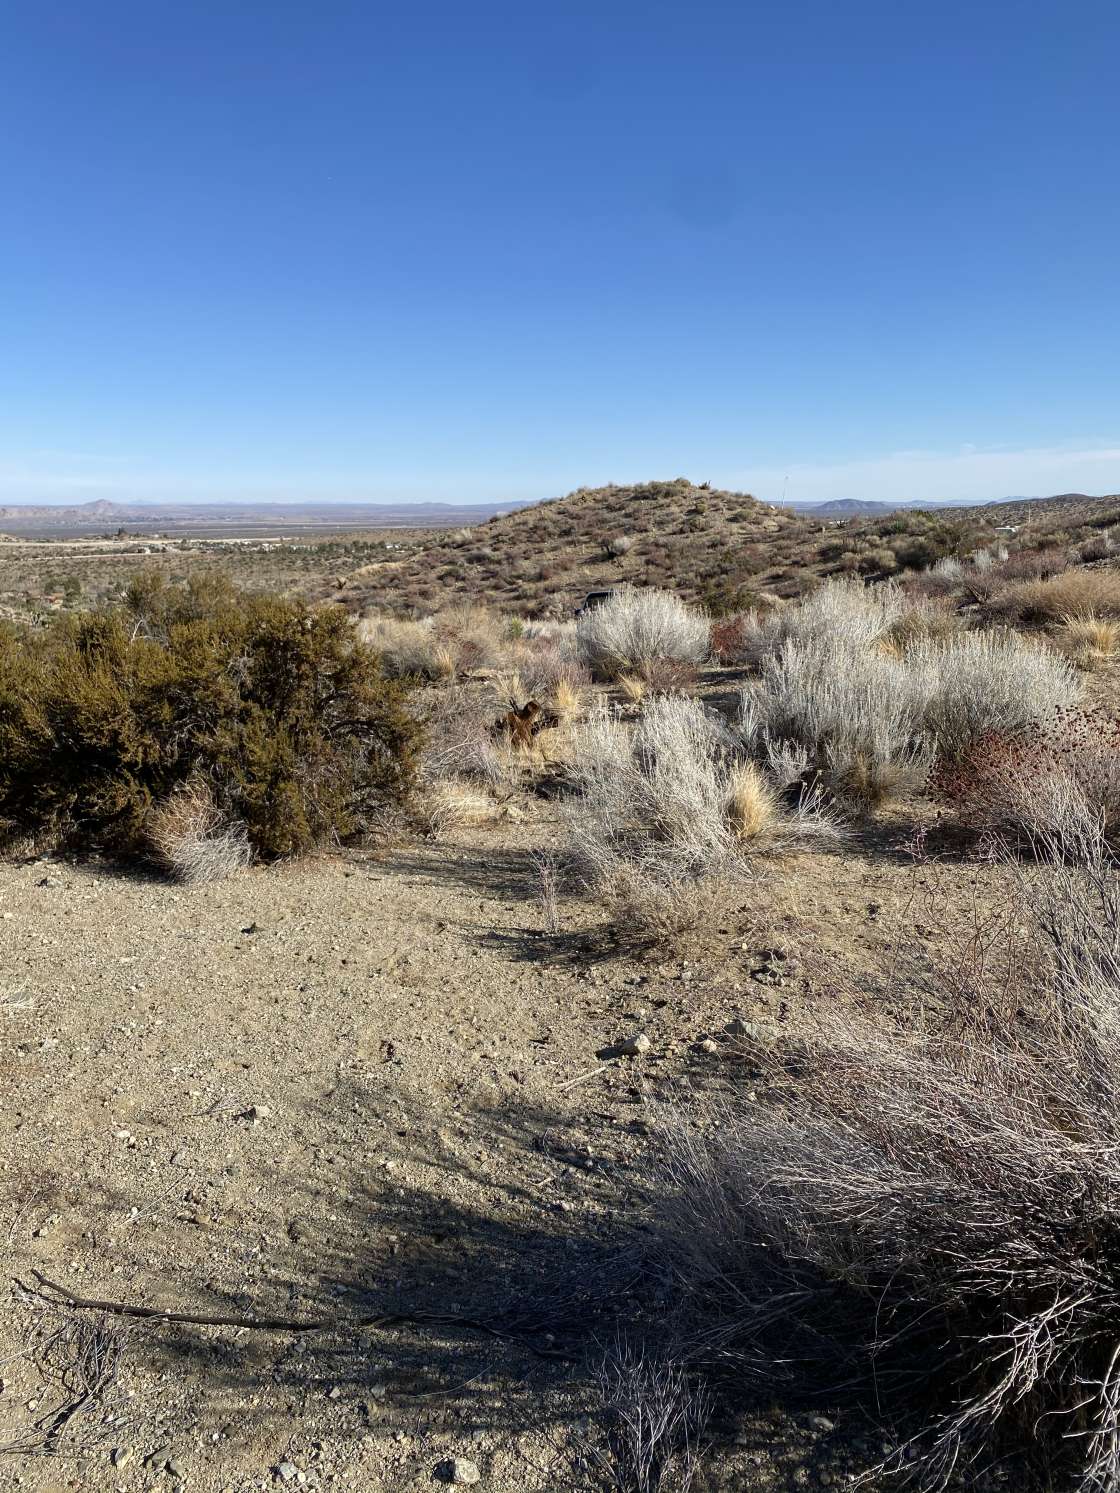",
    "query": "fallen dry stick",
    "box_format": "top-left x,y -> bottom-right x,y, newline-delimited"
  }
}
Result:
17,1270 -> 574,1360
